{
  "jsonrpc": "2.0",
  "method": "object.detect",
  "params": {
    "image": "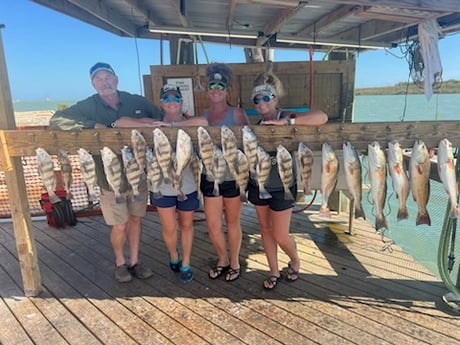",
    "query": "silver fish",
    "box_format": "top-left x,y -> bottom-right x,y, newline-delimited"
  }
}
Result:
242,125 -> 258,179
145,146 -> 162,199
221,125 -> 239,181
197,126 -> 215,182
100,146 -> 125,204
36,147 -> 61,204
256,146 -> 272,199
438,139 -> 460,219
320,143 -> 339,218
409,139 -> 431,226
57,149 -> 73,199
190,152 -> 202,197
122,146 -> 145,203
212,146 -> 226,196
235,149 -> 250,202
367,141 -> 388,230
297,142 -> 314,195
153,128 -> 173,185
77,148 -> 98,202
343,141 -> 365,220
173,129 -> 193,201
387,140 -> 410,221
277,145 -> 294,201
131,129 -> 147,171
